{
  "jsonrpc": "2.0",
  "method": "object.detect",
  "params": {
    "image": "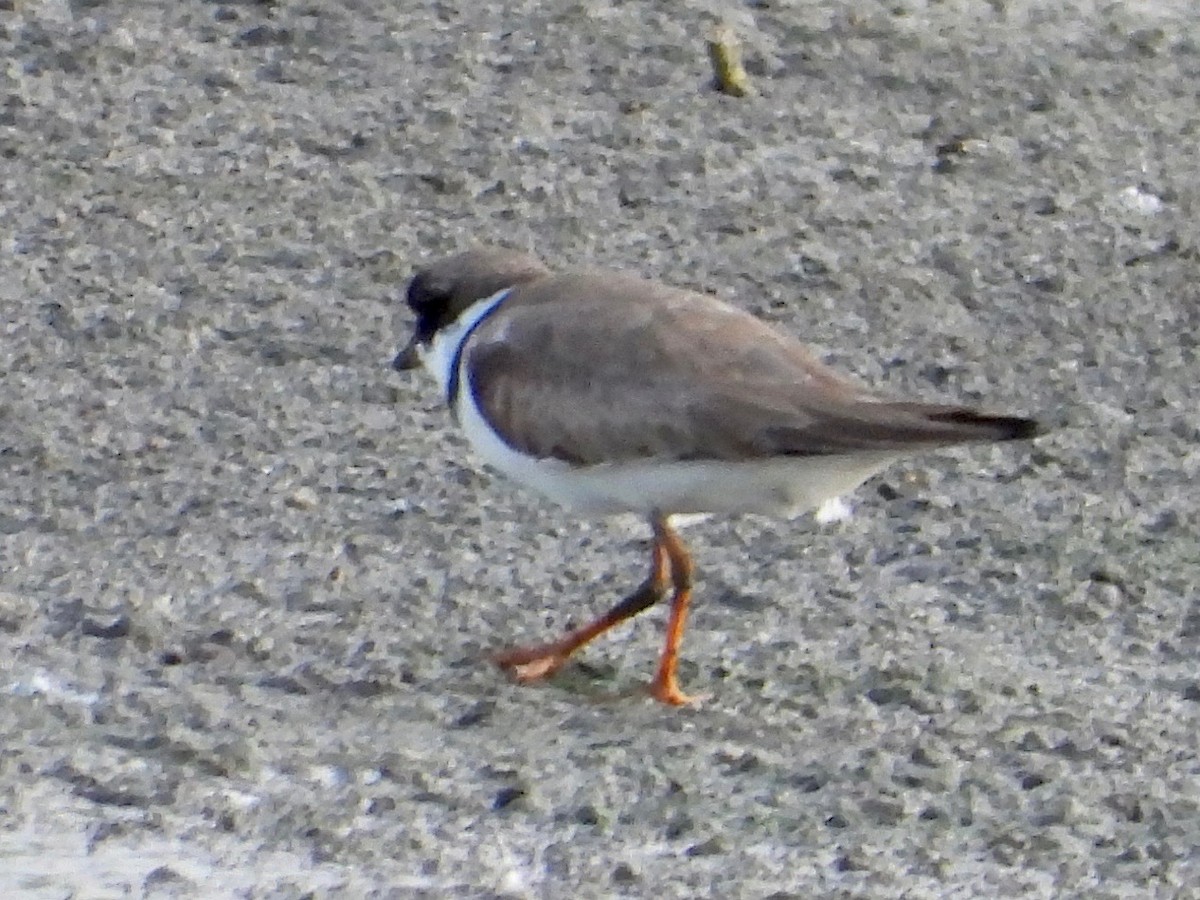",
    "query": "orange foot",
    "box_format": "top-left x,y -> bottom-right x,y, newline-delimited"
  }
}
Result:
646,673 -> 709,707
490,645 -> 572,683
